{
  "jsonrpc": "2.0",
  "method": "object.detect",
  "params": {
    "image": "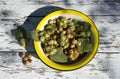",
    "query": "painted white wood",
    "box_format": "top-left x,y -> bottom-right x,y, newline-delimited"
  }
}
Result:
0,3 -> 120,19
0,53 -> 120,79
0,0 -> 119,5
0,0 -> 120,79
0,16 -> 120,52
